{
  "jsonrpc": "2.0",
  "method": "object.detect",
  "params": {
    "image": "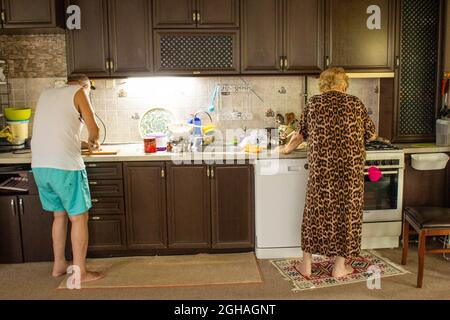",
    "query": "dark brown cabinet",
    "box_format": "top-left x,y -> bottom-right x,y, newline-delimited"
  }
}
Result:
0,195 -> 53,263
66,0 -> 152,77
88,215 -> 126,252
0,0 -> 63,29
153,0 -> 239,29
154,29 -> 240,75
166,164 -> 211,249
0,197 -> 23,263
325,0 -> 396,72
211,164 -> 254,249
124,162 -> 167,250
241,0 -> 323,74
